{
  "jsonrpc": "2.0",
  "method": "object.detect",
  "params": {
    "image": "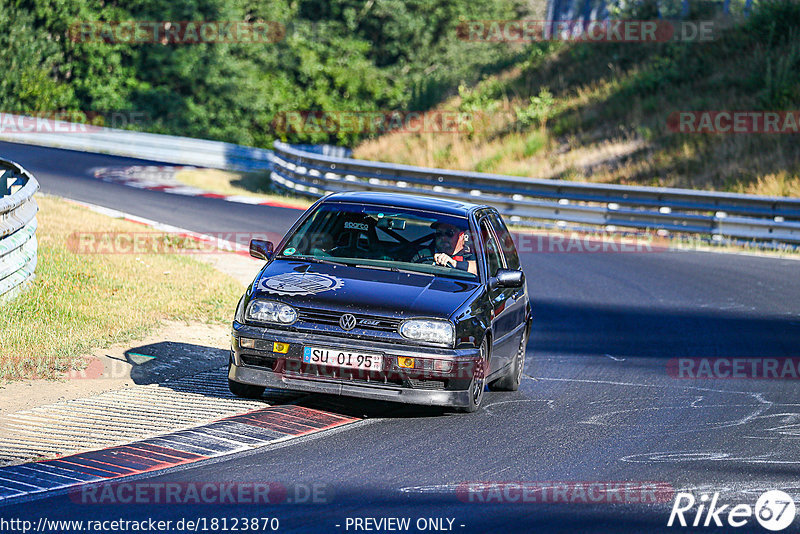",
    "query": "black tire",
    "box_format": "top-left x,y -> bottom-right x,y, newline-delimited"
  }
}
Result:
455,338 -> 488,413
488,330 -> 527,392
228,378 -> 265,399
